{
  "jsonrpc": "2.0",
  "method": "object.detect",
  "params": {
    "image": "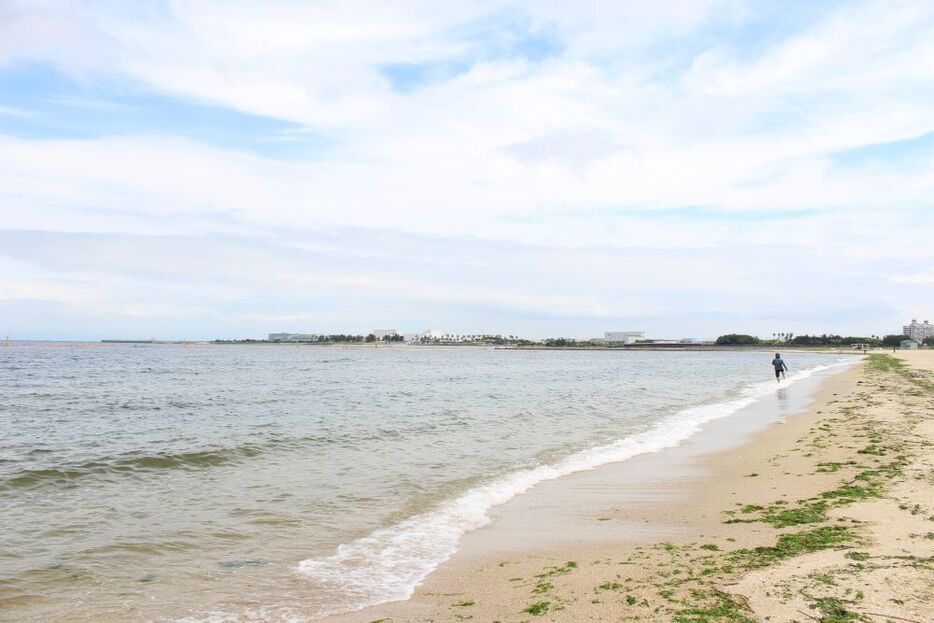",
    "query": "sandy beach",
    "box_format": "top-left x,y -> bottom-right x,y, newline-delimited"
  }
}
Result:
327,351 -> 934,623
